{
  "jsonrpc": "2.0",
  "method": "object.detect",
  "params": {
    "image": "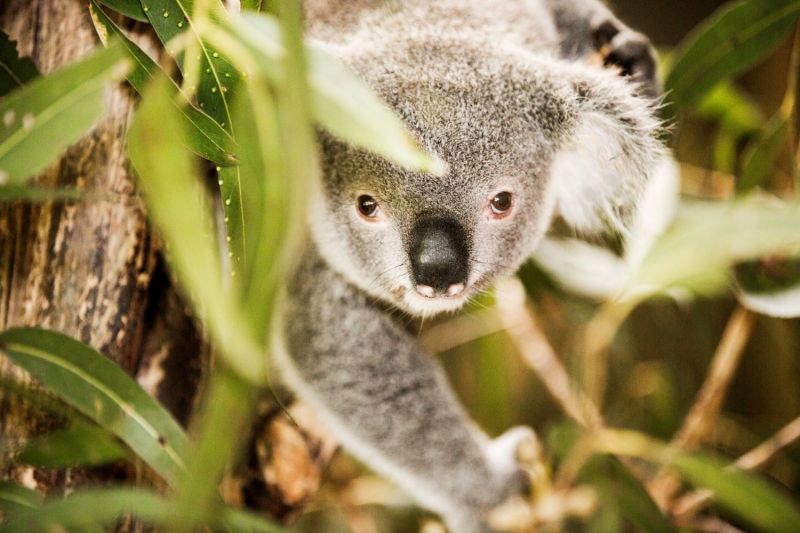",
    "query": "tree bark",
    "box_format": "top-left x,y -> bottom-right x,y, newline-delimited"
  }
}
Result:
0,0 -> 335,525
